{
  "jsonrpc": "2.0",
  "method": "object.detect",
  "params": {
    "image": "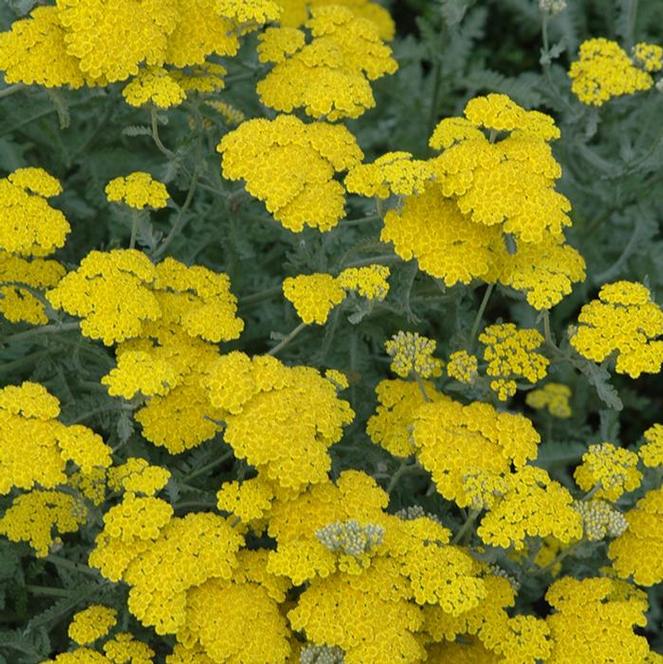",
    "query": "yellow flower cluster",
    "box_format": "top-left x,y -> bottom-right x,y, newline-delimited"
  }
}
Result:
345,151 -> 433,198
0,381 -> 112,496
257,6 -> 397,120
218,114 -> 363,232
546,577 -> 650,662
105,172 -> 169,209
261,470 -> 496,663
204,352 -> 354,490
385,331 -> 443,379
569,38 -> 660,105
367,379 -> 445,457
381,96 -> 585,308
90,495 -> 243,634
68,605 -> 118,645
0,0 -> 278,99
0,489 -> 87,557
526,383 -> 572,418
479,323 -> 549,400
107,457 -> 171,496
609,486 -> 663,586
283,264 -> 390,324
632,42 -> 663,72
47,251 -> 243,346
574,442 -> 642,501
0,168 -> 69,324
122,63 -> 227,109
276,0 -> 395,40
571,280 -> 663,378
412,398 -> 538,507
639,423 -> 663,468
446,350 -> 479,384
